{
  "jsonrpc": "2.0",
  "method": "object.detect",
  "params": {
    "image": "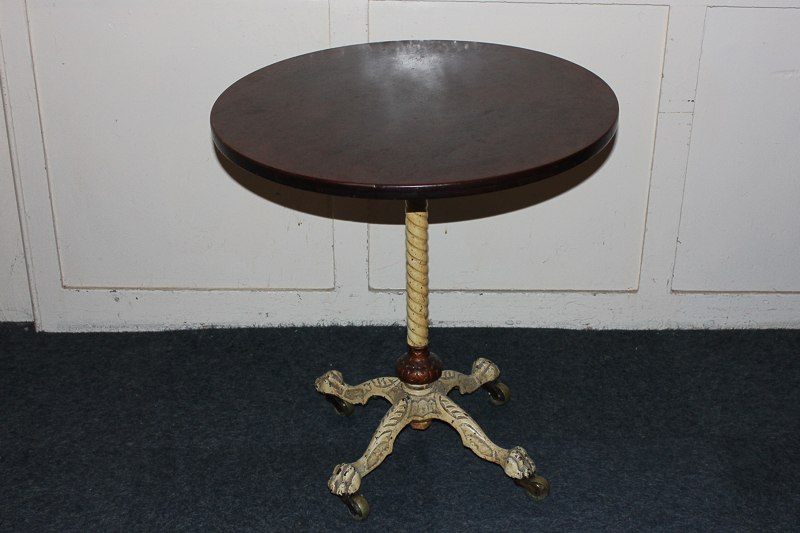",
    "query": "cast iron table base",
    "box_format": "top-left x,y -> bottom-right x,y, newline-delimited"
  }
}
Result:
315,200 -> 549,520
